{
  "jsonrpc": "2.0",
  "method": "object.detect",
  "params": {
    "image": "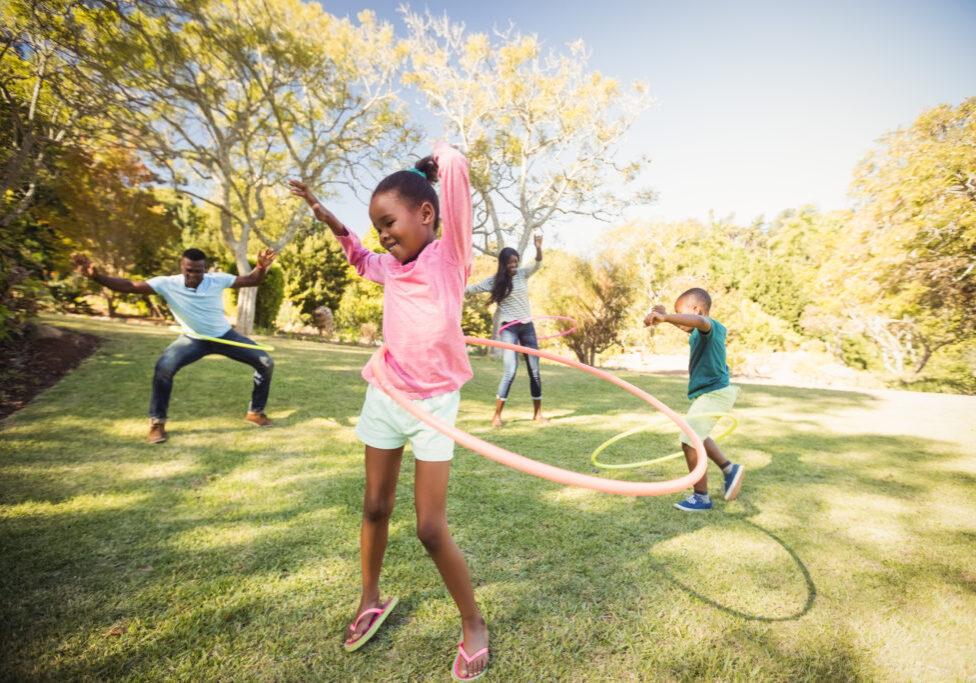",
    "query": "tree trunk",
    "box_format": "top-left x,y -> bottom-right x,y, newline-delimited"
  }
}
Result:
236,286 -> 257,335
234,250 -> 256,334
